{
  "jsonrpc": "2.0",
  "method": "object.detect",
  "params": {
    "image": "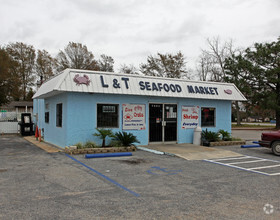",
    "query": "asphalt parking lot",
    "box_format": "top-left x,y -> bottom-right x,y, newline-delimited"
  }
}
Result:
1,135 -> 280,219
